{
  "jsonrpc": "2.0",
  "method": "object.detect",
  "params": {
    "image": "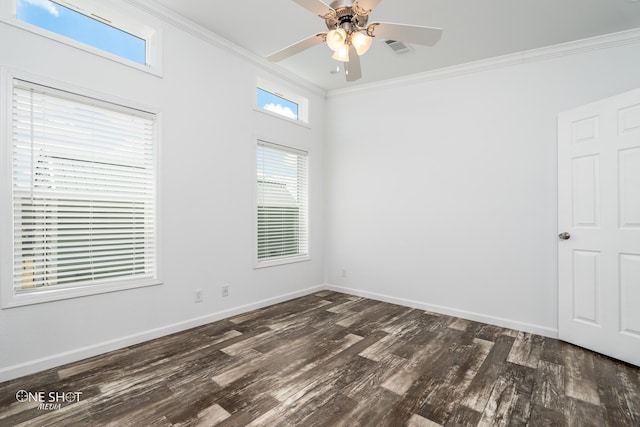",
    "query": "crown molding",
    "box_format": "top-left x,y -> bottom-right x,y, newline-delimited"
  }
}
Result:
124,0 -> 327,98
327,27 -> 640,98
